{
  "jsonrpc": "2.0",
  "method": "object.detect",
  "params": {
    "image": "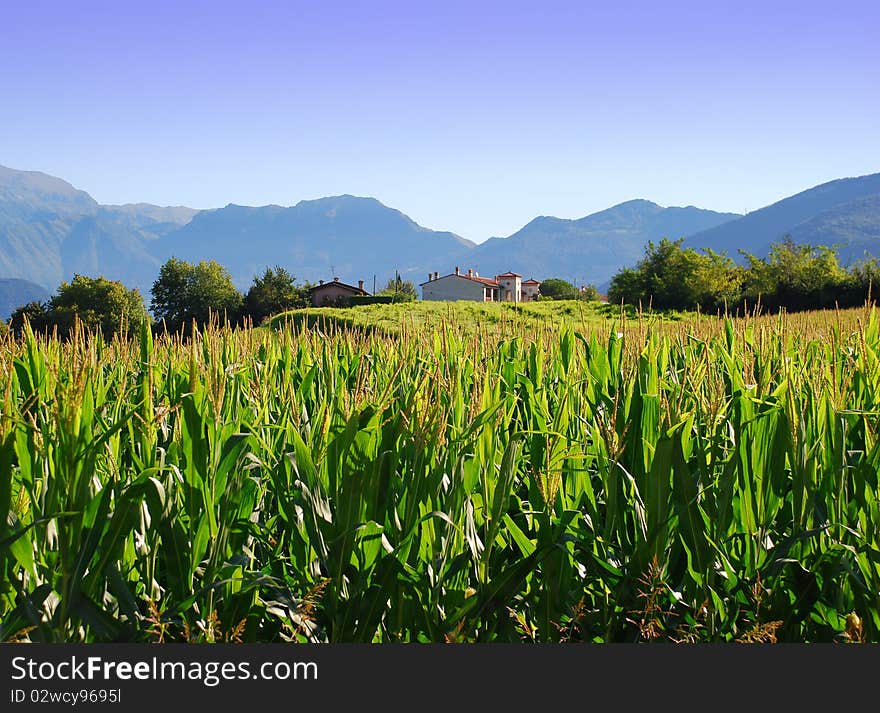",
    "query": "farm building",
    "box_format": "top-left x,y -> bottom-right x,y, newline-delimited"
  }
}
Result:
420,268 -> 541,303
310,277 -> 369,306
521,278 -> 541,301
